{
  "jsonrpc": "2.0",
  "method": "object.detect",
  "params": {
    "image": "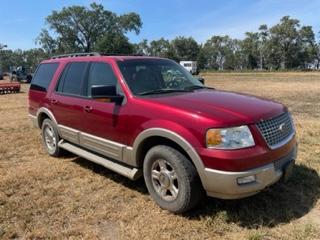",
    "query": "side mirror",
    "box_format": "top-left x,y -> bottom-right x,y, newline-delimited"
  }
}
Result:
91,85 -> 123,104
198,77 -> 205,85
